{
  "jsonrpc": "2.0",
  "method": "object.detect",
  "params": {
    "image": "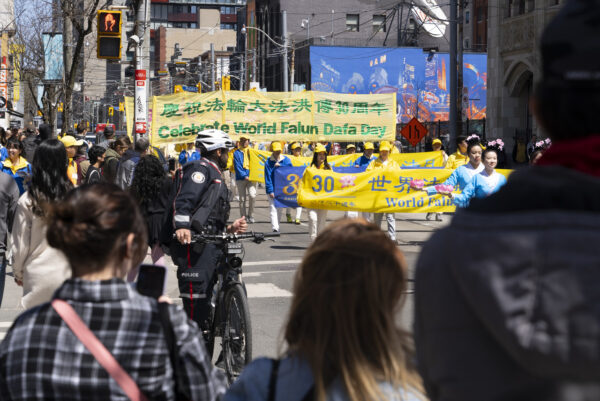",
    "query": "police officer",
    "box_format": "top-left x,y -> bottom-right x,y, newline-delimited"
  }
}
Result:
171,129 -> 247,336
